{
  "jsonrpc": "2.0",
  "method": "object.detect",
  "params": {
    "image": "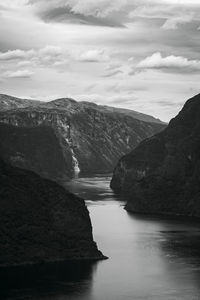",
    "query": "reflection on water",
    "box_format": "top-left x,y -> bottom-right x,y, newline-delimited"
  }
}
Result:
65,174 -> 120,202
1,175 -> 200,300
0,261 -> 97,300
